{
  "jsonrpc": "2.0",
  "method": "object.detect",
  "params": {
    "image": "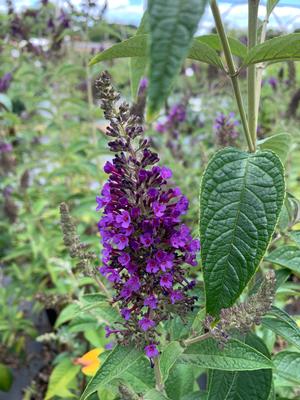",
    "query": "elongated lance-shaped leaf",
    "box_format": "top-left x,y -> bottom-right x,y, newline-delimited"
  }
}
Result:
243,34 -> 300,66
89,34 -> 222,69
80,345 -> 143,400
195,34 -> 247,60
200,148 -> 285,316
262,306 -> 300,350
147,0 -> 208,117
207,334 -> 272,400
265,245 -> 300,275
258,133 -> 292,164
